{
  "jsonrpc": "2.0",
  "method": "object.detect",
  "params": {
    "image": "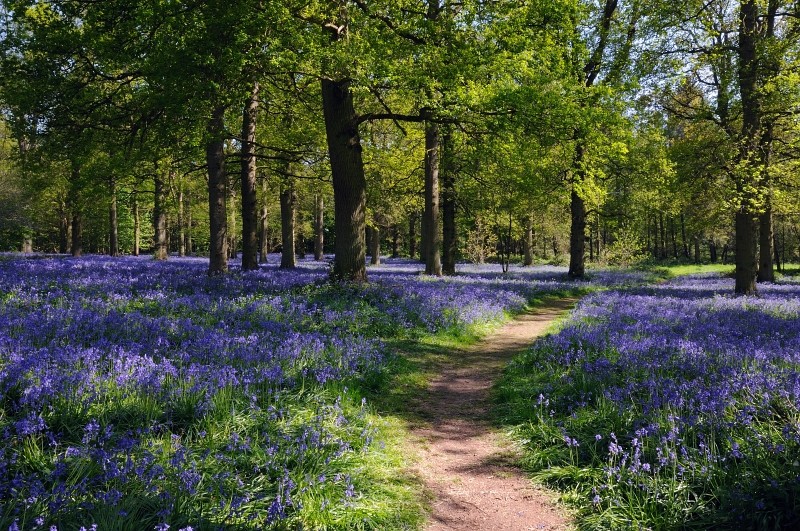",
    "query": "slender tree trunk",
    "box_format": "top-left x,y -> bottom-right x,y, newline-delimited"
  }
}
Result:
370,224 -> 381,265
773,231 -> 781,272
207,105 -> 228,275
132,190 -> 140,256
241,82 -> 260,270
280,178 -> 297,269
424,120 -> 442,276
523,215 -> 534,266
259,177 -> 269,263
408,212 -> 417,259
670,217 -> 678,259
185,191 -> 193,256
296,207 -> 306,259
177,186 -> 186,257
321,78 -> 367,281
314,193 -> 324,260
710,240 -> 718,263
59,198 -> 69,254
153,171 -> 168,260
109,178 -> 119,256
